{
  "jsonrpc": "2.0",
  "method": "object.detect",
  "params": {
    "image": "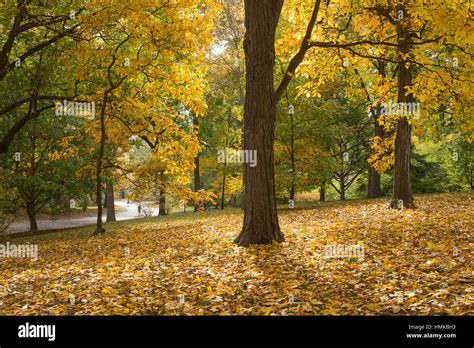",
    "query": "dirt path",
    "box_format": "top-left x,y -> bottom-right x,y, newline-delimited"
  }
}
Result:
6,201 -> 144,234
